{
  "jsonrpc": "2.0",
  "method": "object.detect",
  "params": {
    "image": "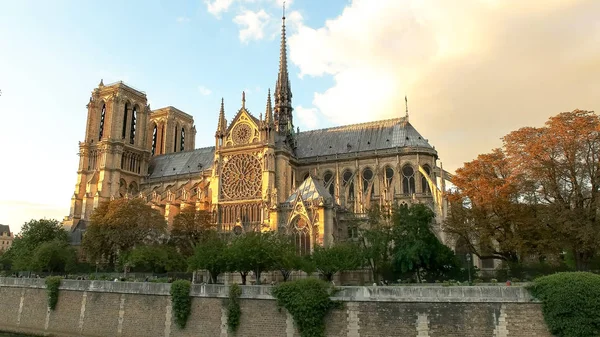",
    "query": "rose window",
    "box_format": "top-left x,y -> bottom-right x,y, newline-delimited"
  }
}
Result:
221,154 -> 262,199
232,123 -> 252,145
